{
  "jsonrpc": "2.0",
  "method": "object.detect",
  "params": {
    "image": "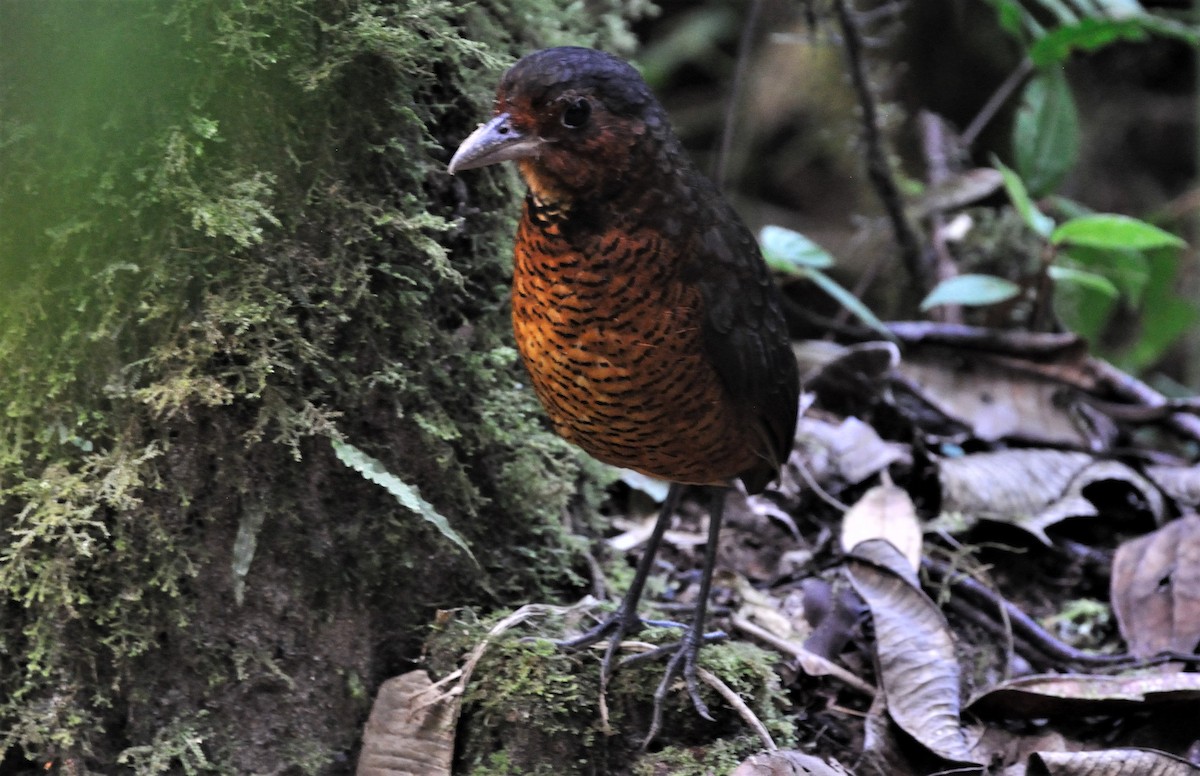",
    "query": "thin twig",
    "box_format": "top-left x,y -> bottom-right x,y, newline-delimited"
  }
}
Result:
919,111 -> 962,323
795,457 -> 851,512
732,614 -> 876,696
697,666 -> 778,751
961,58 -> 1035,149
832,0 -> 929,294
715,0 -> 764,189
